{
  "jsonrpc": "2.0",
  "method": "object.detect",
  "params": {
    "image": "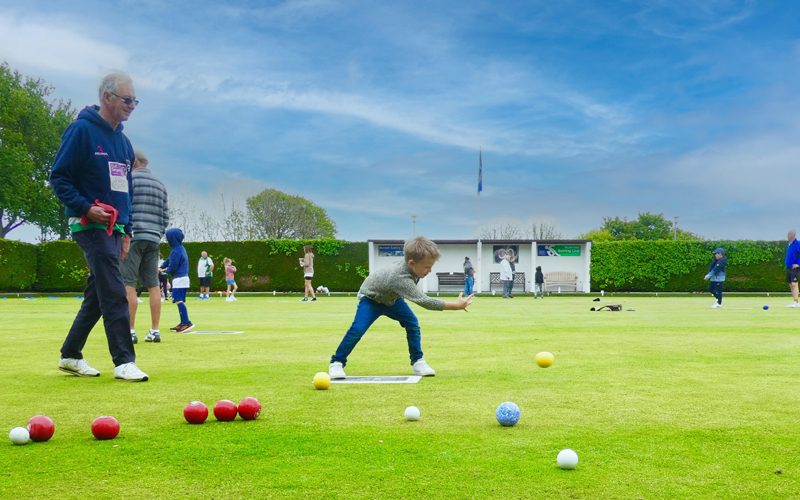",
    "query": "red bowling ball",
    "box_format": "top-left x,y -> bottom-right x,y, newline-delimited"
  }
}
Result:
238,397 -> 261,420
183,401 -> 209,424
213,400 -> 238,421
91,416 -> 120,440
27,415 -> 55,442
